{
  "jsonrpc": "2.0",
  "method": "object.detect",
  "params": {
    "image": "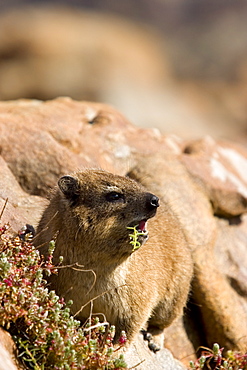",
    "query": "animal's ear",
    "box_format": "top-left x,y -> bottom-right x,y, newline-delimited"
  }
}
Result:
58,175 -> 80,202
